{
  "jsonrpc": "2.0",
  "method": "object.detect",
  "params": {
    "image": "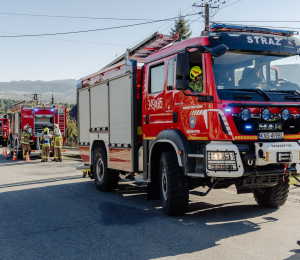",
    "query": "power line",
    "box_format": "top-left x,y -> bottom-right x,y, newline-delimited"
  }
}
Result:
0,30 -> 130,46
59,3 -> 204,92
211,21 -> 300,23
0,13 -> 199,38
0,12 -> 160,21
74,5 -> 203,79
